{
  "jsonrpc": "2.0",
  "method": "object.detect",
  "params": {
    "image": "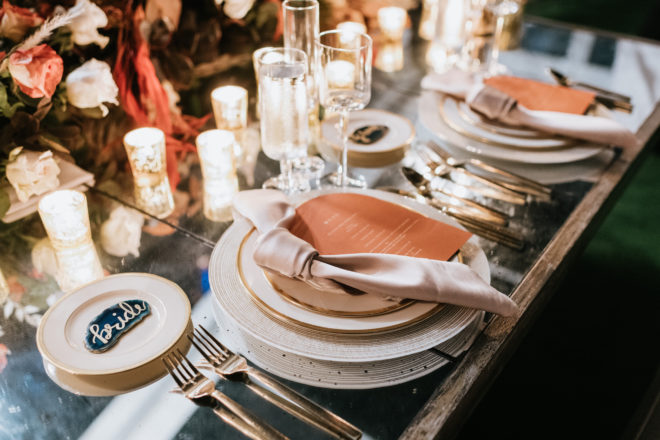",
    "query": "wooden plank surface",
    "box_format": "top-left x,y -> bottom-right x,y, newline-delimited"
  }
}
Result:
399,101 -> 660,440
